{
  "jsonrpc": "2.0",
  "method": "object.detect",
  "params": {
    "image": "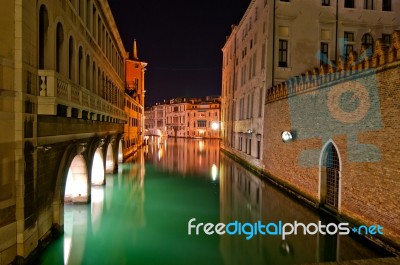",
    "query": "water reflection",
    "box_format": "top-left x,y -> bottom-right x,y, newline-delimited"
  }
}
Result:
218,154 -> 385,265
55,152 -> 146,265
38,138 -> 389,265
145,137 -> 220,178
